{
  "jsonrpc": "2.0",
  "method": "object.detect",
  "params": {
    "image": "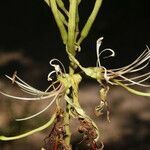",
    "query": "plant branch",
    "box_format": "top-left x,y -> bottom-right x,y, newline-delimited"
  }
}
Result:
64,101 -> 71,146
56,0 -> 69,16
75,0 -> 80,41
0,113 -> 56,141
50,0 -> 67,44
67,0 -> 77,56
77,0 -> 103,45
44,0 -> 51,7
58,10 -> 68,26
